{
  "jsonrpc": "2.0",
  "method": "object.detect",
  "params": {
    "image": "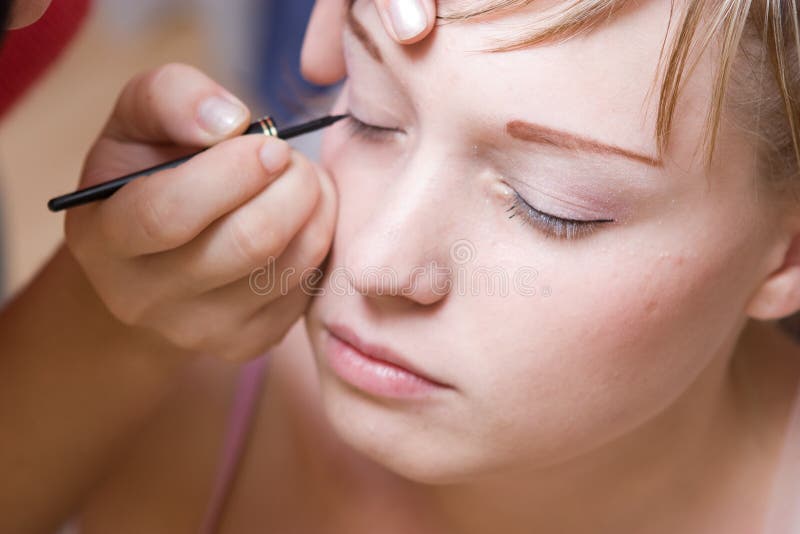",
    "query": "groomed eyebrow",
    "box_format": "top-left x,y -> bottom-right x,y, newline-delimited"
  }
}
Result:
507,120 -> 662,167
345,4 -> 660,168
347,8 -> 383,63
